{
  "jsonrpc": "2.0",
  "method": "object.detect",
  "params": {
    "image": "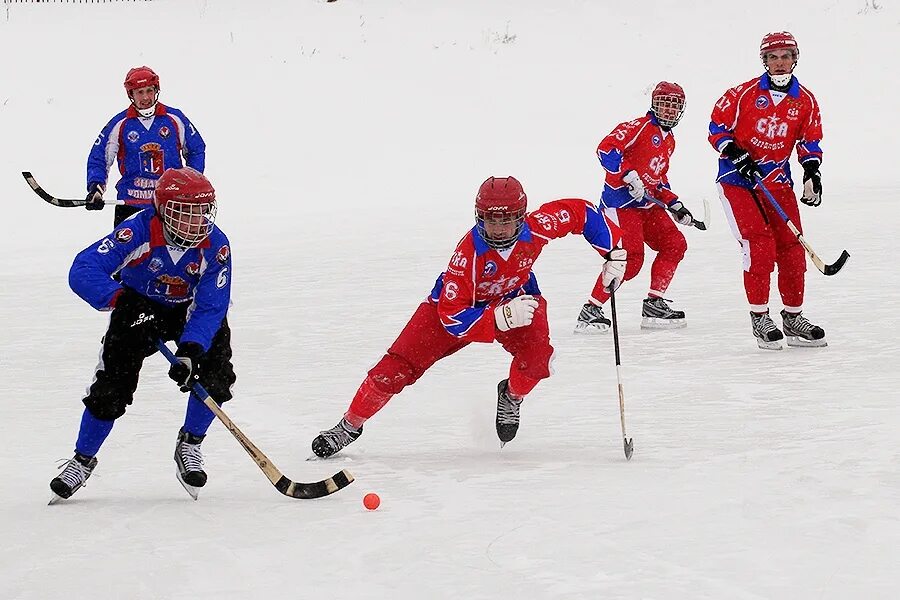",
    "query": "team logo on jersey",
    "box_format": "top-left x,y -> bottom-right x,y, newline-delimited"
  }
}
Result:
787,106 -> 800,119
159,126 -> 170,139
216,245 -> 230,265
755,96 -> 769,109
127,130 -> 140,143
154,274 -> 189,299
115,228 -> 133,243
185,262 -> 200,276
149,258 -> 164,273
651,134 -> 661,147
483,261 -> 498,277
